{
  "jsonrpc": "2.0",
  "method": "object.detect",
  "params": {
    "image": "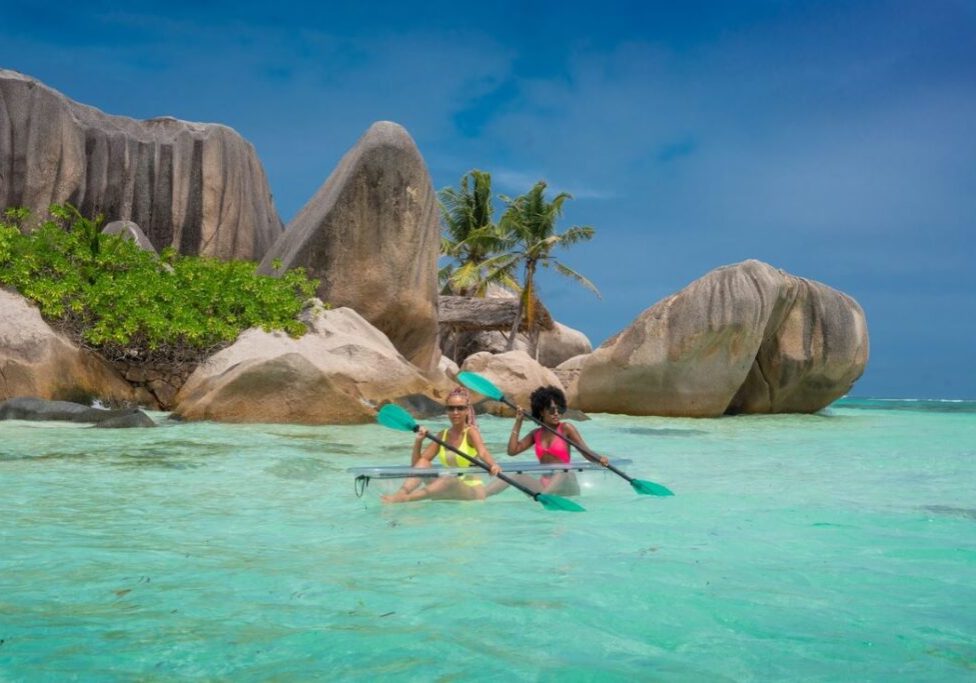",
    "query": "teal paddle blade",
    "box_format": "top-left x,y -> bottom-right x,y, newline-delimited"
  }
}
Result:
377,404 -> 418,432
457,371 -> 504,401
536,494 -> 586,512
631,478 -> 675,496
